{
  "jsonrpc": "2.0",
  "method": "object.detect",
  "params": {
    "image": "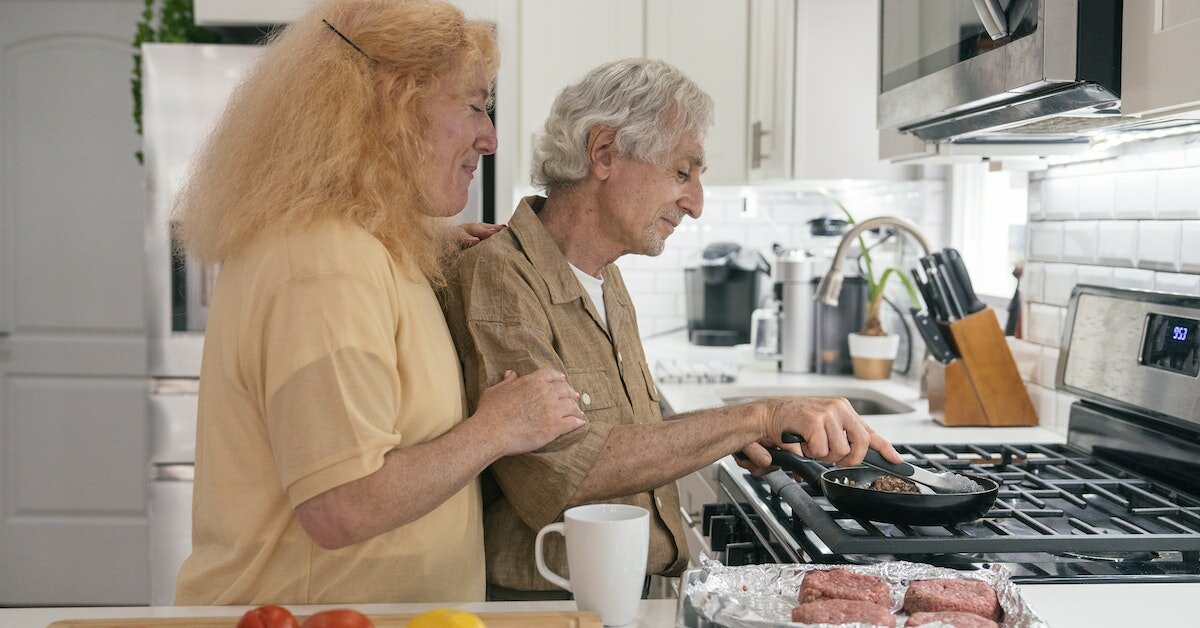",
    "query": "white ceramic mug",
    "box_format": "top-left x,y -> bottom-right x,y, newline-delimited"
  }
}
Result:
534,504 -> 649,626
